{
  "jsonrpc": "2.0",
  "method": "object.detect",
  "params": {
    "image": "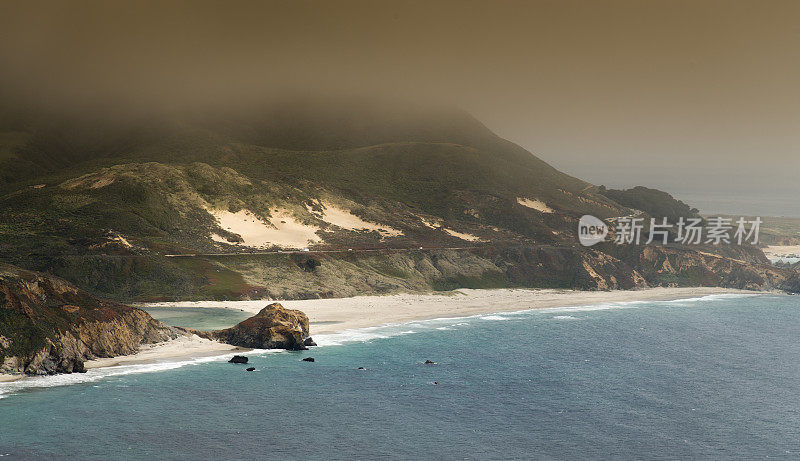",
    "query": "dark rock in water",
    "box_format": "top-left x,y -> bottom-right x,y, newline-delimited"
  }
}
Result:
211,303 -> 310,351
229,355 -> 249,364
301,357 -> 315,362
246,367 -> 255,371
424,360 -> 436,364
304,337 -> 317,347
